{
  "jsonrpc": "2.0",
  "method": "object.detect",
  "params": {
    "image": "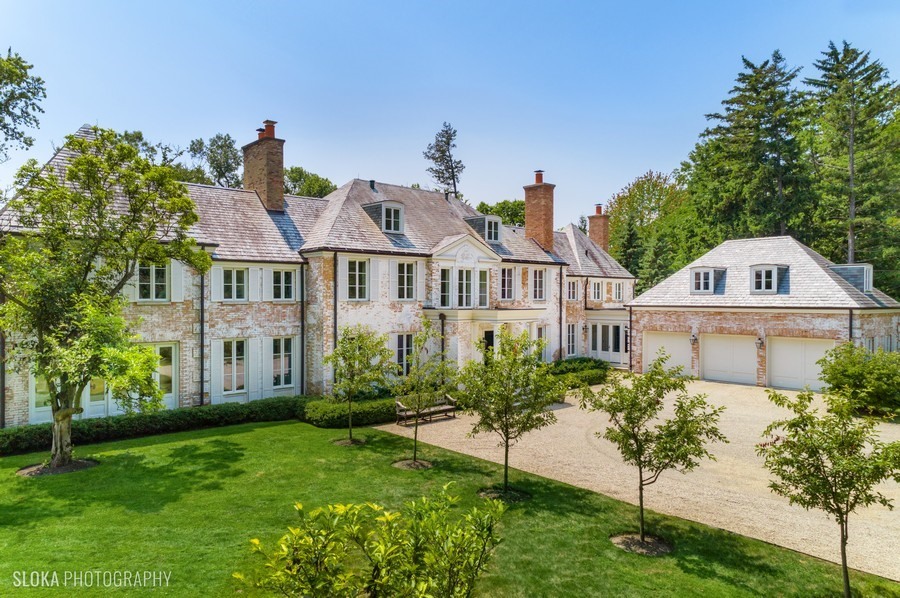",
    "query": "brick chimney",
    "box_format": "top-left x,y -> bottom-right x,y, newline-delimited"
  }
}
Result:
524,170 -> 555,251
242,119 -> 285,212
588,204 -> 609,252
